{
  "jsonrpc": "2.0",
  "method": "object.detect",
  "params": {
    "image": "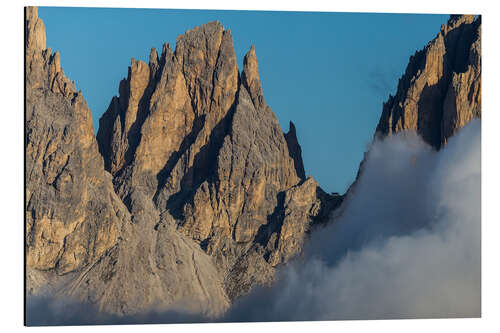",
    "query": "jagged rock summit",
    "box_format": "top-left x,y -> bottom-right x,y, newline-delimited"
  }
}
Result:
96,18 -> 340,302
26,7 -> 339,318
